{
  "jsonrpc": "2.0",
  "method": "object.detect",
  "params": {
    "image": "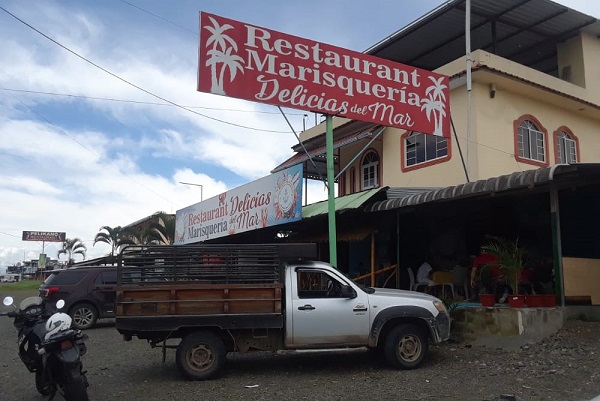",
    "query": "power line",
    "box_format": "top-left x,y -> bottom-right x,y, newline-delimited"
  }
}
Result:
0,5 -> 294,134
118,0 -> 197,36
1,88 -> 306,116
